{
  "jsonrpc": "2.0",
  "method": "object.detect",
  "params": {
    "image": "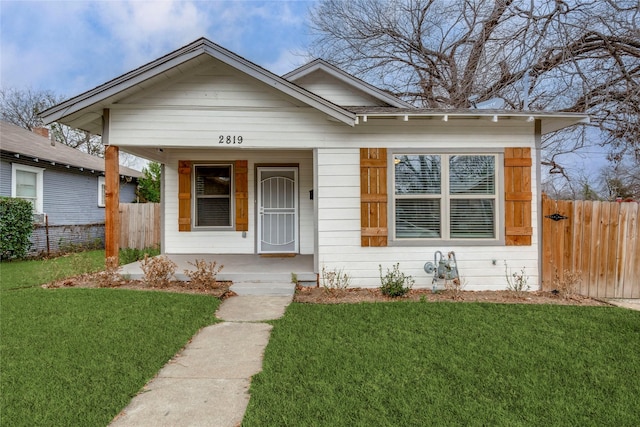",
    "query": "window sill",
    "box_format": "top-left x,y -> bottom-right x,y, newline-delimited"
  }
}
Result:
388,238 -> 505,247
